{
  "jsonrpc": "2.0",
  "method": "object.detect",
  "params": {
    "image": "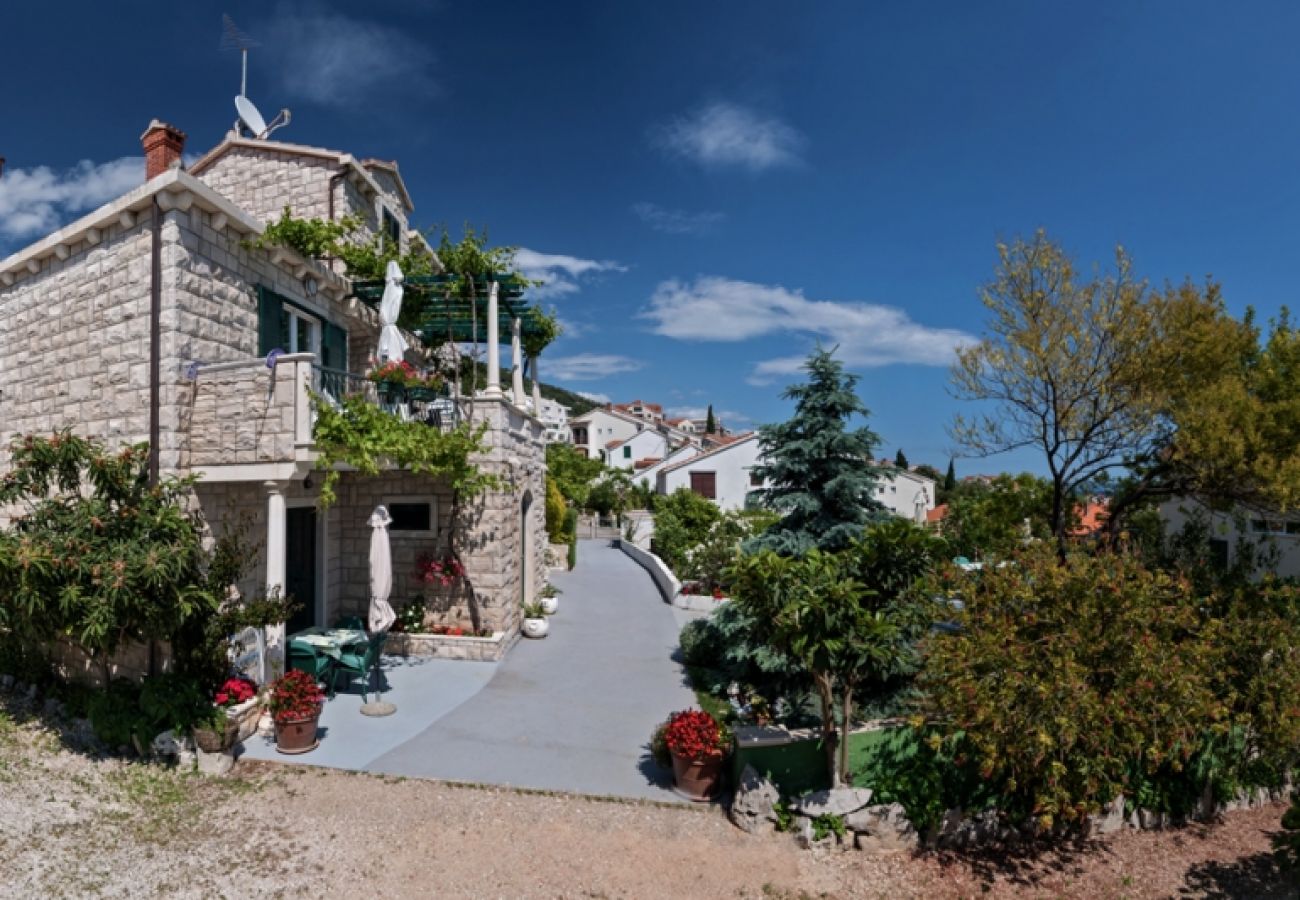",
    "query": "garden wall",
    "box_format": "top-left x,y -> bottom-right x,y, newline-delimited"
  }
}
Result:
615,539 -> 680,603
731,722 -> 904,797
